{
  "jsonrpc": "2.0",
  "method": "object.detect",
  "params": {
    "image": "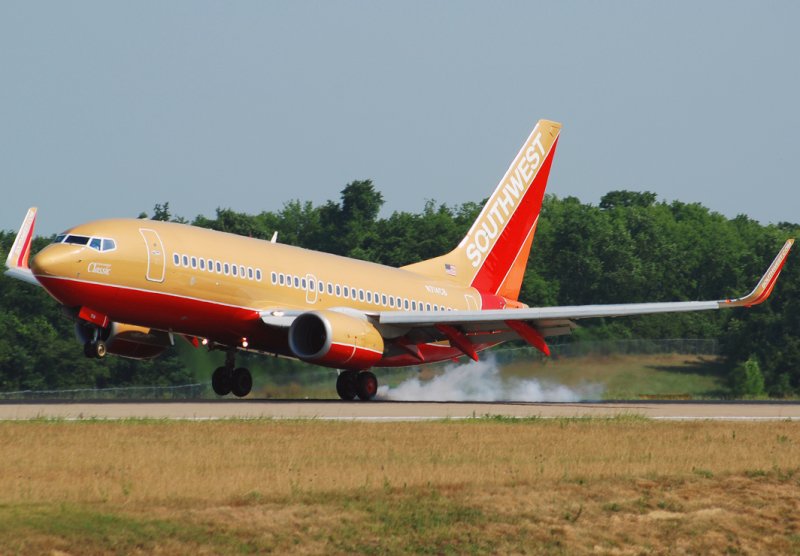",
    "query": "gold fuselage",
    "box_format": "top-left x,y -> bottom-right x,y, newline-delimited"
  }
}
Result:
31,218 -> 485,360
